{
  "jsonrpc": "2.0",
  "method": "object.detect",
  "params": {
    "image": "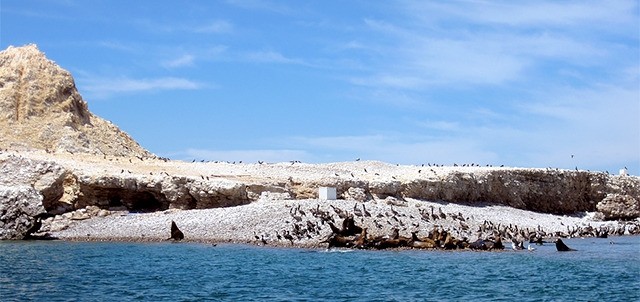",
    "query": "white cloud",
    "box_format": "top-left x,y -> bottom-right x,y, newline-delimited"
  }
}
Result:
353,1 -> 636,92
135,18 -> 233,35
162,54 -> 195,68
97,40 -> 138,52
243,50 -> 307,65
80,76 -> 202,98
224,0 -> 295,15
193,20 -> 233,33
404,0 -> 637,29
